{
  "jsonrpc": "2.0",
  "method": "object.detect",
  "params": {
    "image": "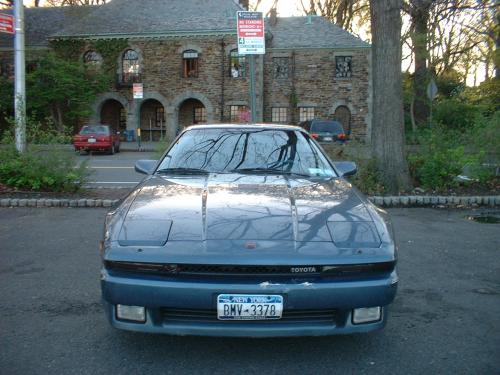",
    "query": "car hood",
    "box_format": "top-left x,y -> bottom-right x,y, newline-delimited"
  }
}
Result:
113,174 -> 379,246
